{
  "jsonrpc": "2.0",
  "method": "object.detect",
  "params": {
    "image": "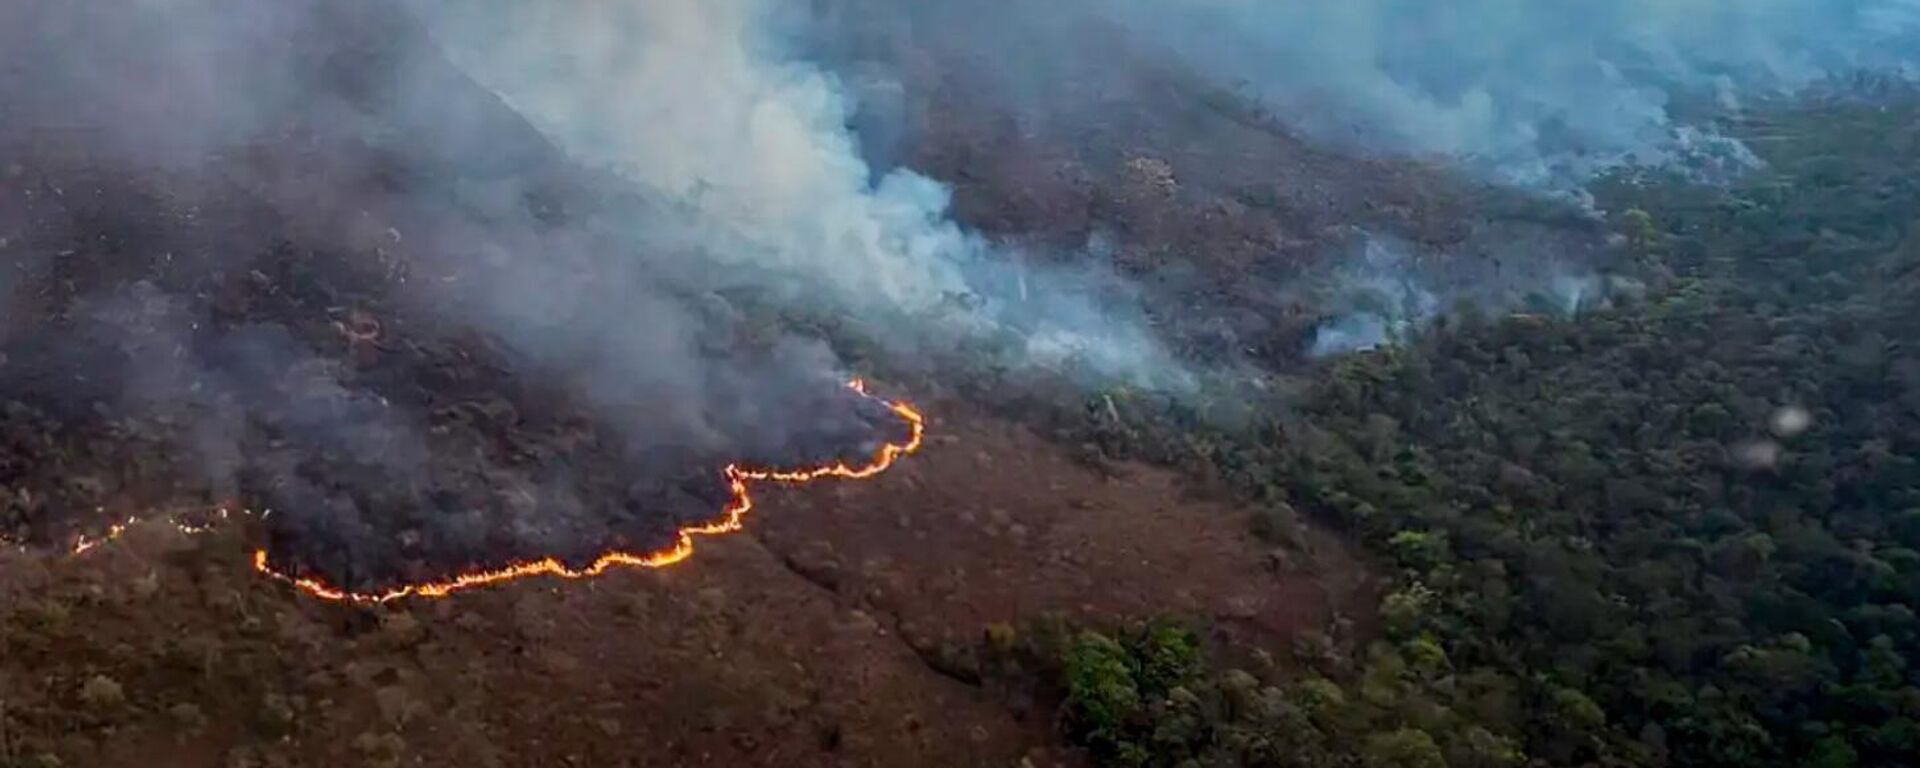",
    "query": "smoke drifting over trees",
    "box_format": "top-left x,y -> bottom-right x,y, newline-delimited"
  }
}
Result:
796,0 -> 1918,187
2,0 -> 1917,586
1102,0 -> 1920,184
404,0 -> 1187,388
